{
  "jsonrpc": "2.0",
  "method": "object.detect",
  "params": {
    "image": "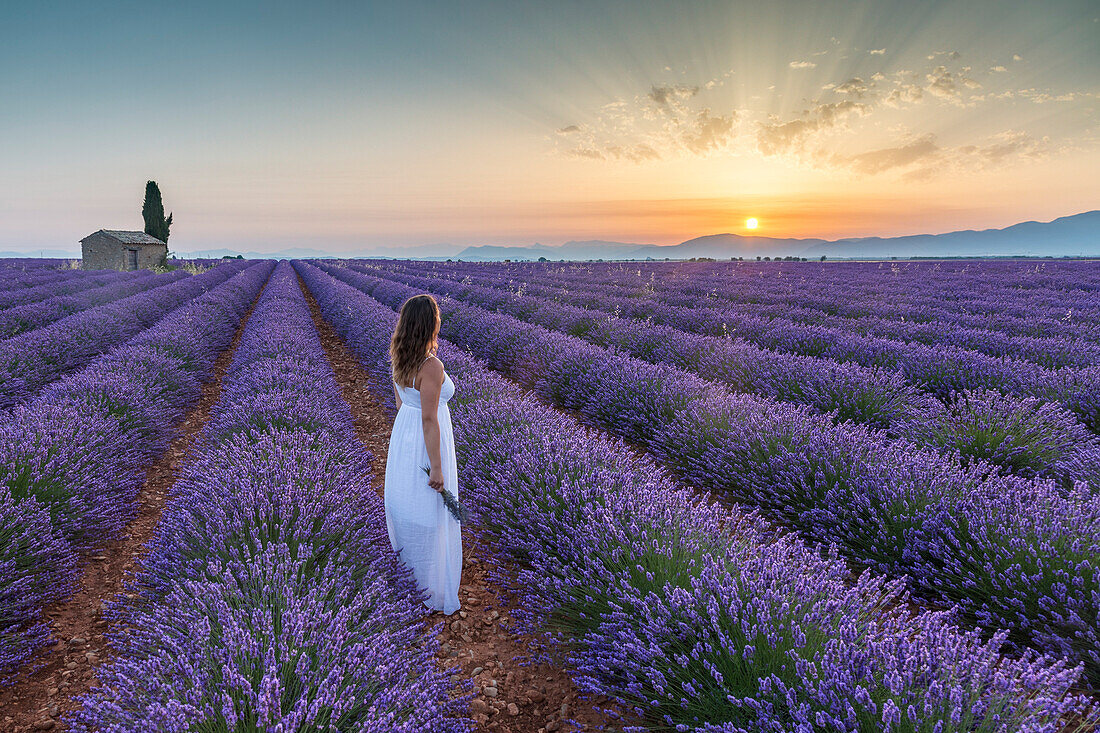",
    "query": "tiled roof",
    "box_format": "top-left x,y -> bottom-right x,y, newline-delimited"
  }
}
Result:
86,230 -> 166,245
